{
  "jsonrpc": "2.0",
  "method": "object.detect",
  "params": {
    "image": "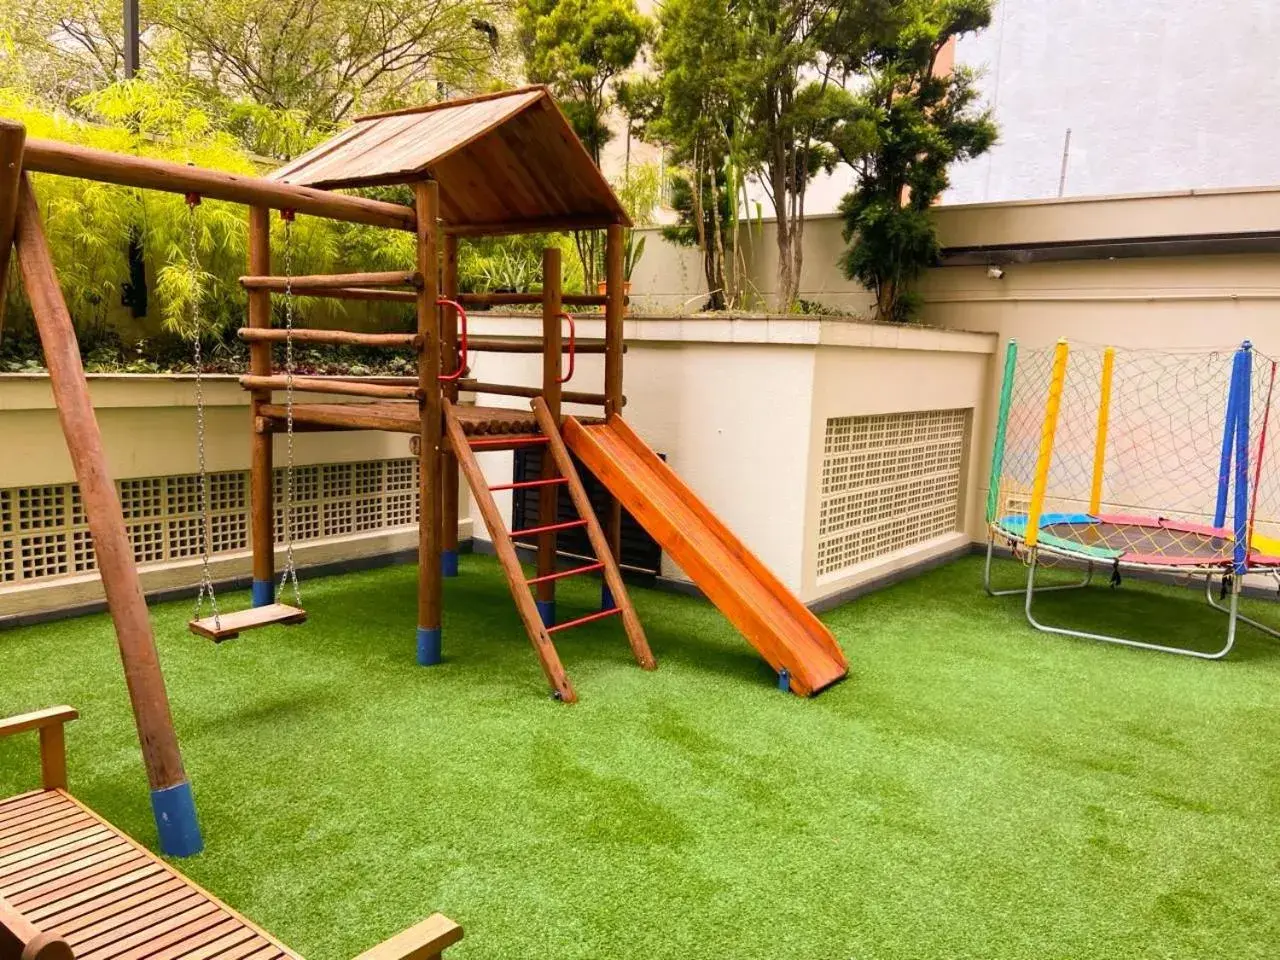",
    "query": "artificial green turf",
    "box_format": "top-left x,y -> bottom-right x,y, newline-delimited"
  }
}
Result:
3,554 -> 1280,959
